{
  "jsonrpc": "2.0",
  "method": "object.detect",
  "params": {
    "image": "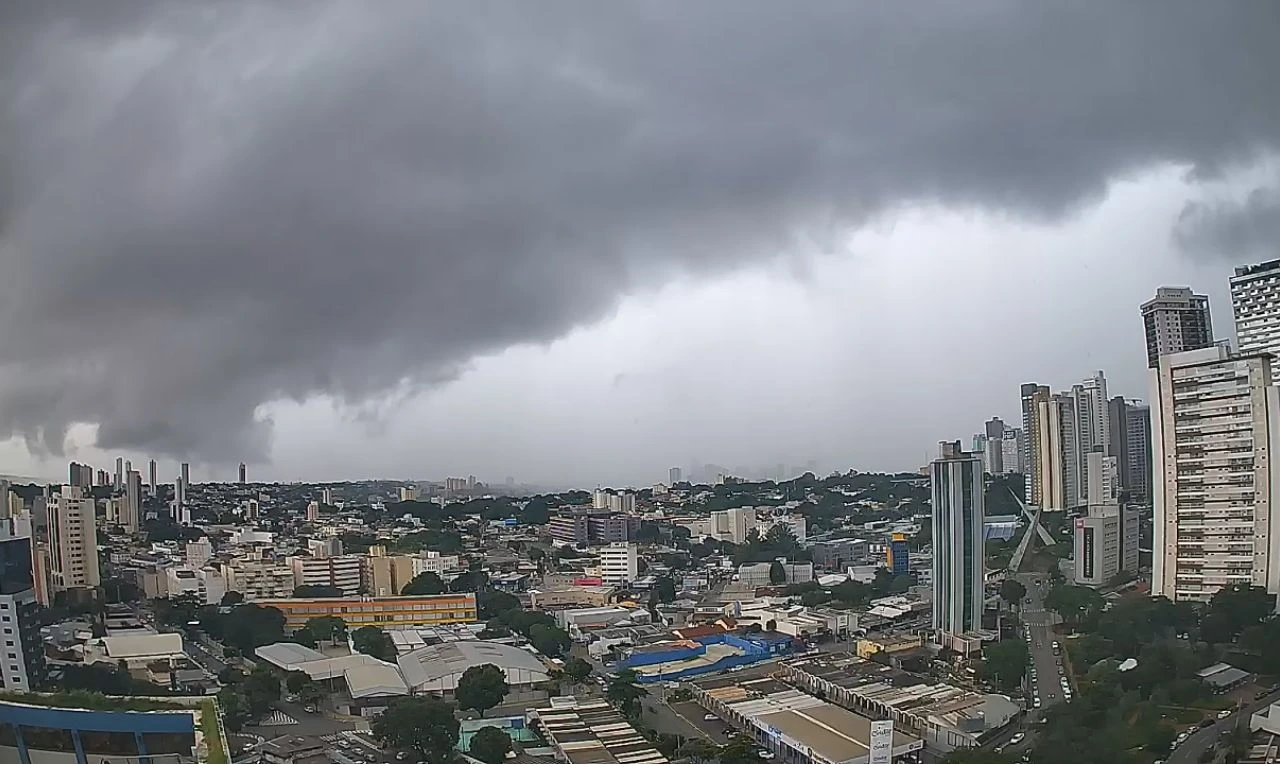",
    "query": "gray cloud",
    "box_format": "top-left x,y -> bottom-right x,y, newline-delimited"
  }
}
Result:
1,2 -> 1278,464
1175,182 -> 1280,259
